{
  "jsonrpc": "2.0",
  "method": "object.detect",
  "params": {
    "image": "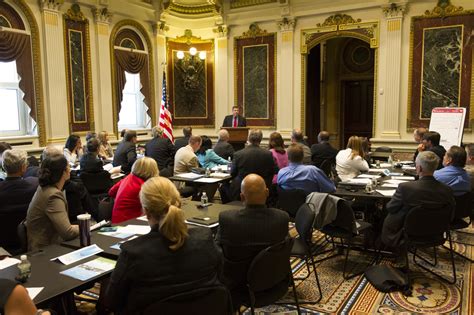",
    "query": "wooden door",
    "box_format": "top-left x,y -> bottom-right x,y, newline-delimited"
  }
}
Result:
341,80 -> 374,147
